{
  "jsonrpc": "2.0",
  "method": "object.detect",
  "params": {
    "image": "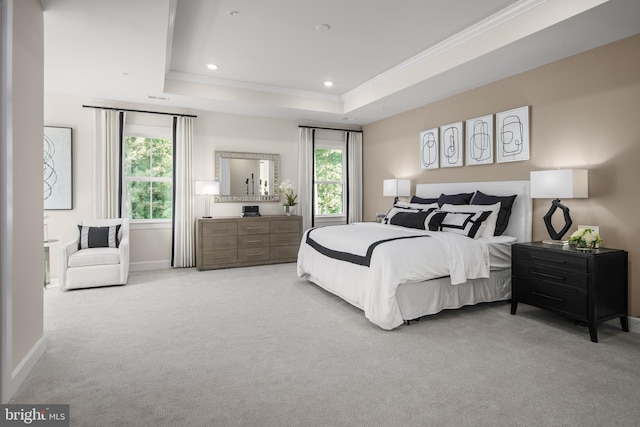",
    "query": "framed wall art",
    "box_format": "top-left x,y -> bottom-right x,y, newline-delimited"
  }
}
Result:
419,128 -> 439,170
496,106 -> 529,163
466,114 -> 493,165
44,126 -> 73,210
440,122 -> 463,168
